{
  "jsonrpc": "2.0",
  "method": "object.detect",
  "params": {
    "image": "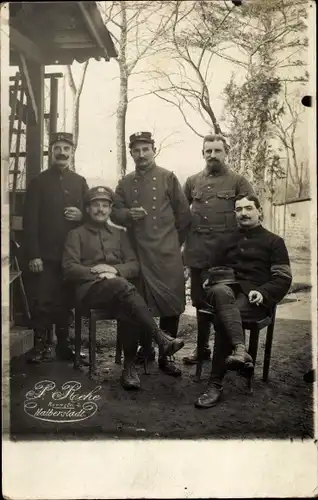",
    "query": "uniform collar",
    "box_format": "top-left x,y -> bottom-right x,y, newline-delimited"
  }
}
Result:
238,223 -> 263,235
203,164 -> 228,177
84,220 -> 114,233
134,162 -> 156,177
49,165 -> 70,176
